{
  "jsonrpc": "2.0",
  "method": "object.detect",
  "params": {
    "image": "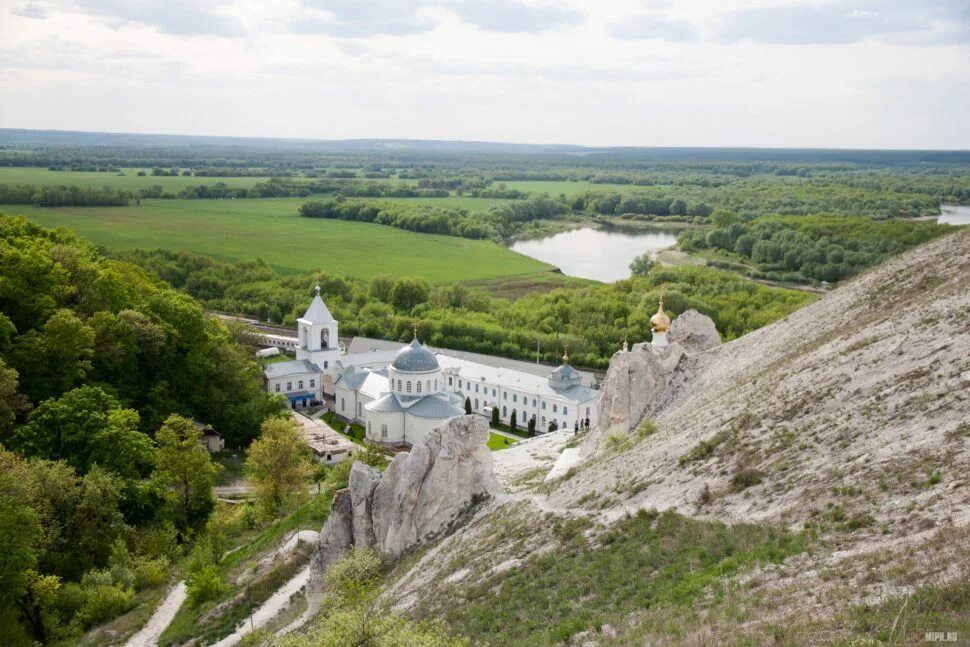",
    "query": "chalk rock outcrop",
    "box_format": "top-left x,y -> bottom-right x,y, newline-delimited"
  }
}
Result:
584,311 -> 719,455
667,309 -> 721,352
309,415 -> 499,579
